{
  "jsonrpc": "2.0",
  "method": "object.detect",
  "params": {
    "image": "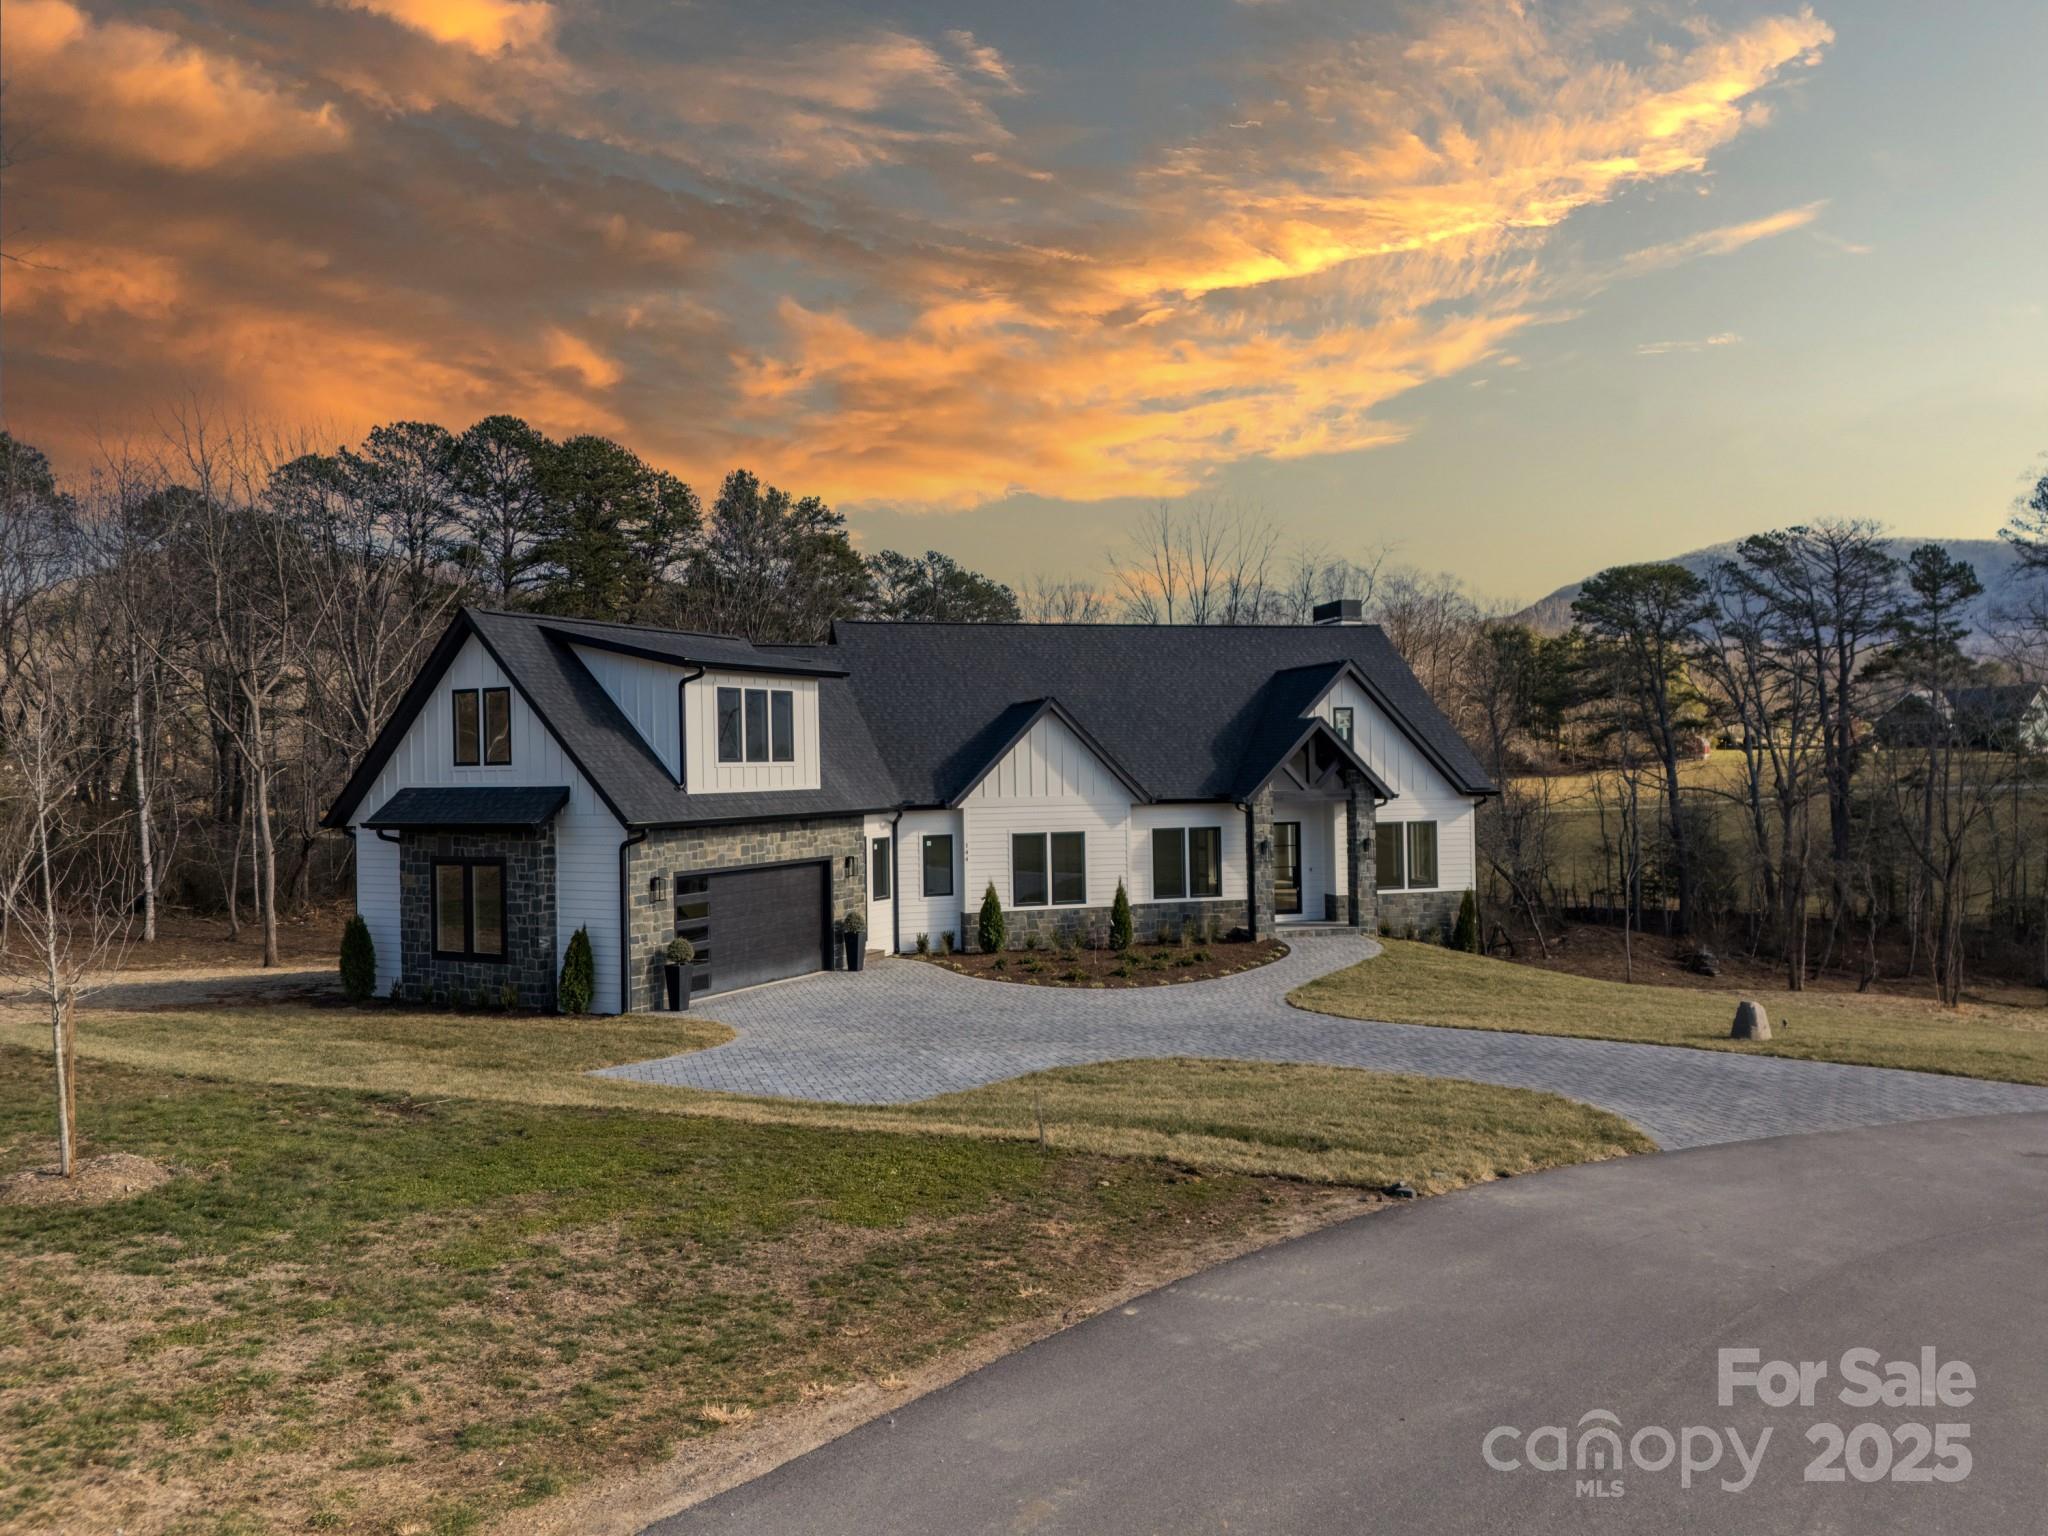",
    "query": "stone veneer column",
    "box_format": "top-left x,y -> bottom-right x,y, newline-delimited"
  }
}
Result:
1246,786 -> 1276,940
1345,770 -> 1378,933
